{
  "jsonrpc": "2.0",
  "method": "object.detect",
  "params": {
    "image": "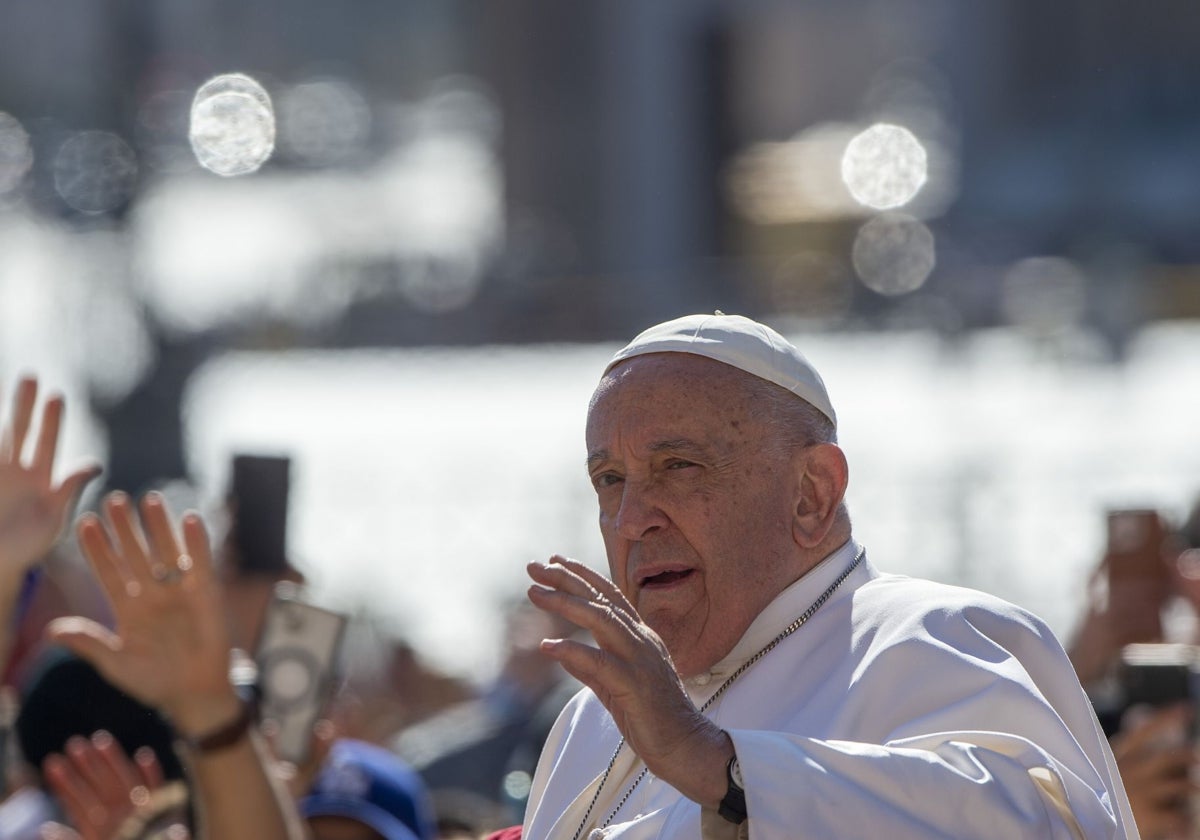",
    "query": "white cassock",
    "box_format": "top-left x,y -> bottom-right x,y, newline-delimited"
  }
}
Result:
523,540 -> 1138,840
